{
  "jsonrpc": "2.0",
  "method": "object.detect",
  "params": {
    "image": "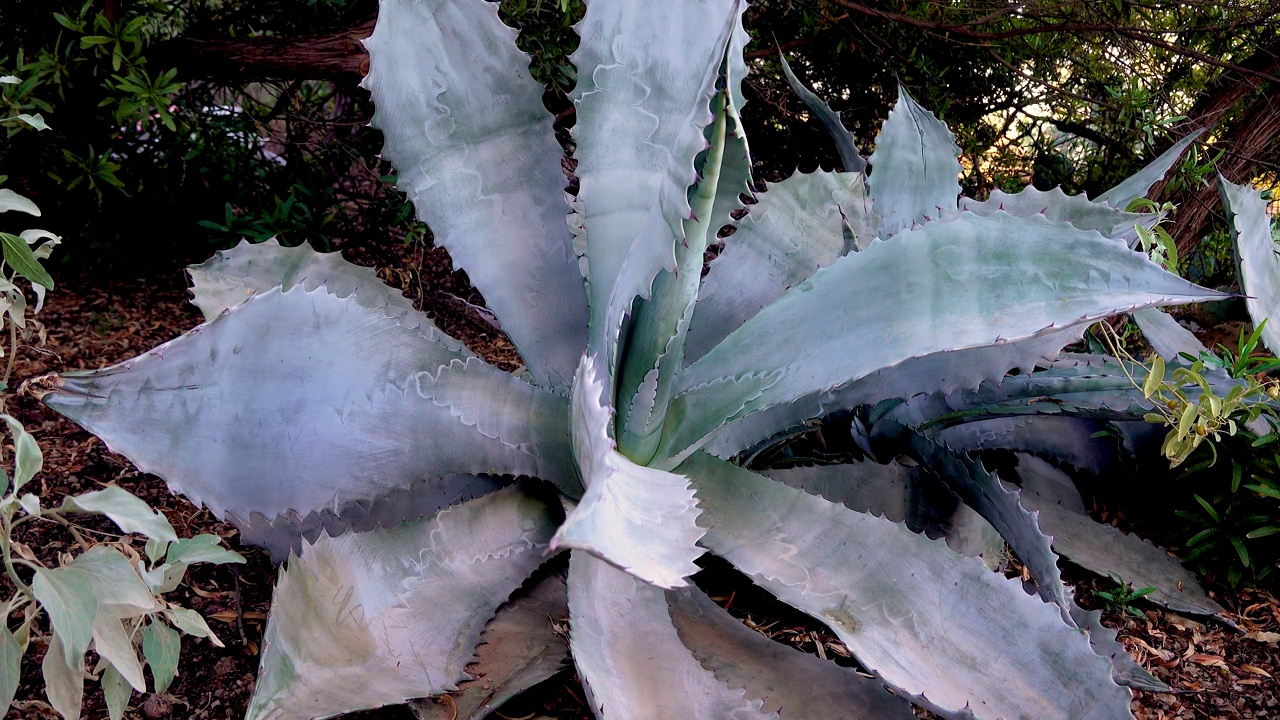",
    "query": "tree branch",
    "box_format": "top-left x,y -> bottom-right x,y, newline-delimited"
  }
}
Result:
151,18 -> 375,83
